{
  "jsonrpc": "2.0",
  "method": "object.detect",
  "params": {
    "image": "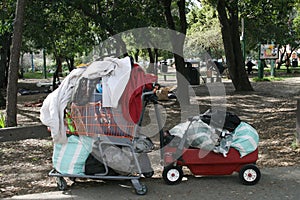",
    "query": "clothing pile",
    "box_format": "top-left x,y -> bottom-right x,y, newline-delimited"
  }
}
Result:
166,109 -> 259,158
